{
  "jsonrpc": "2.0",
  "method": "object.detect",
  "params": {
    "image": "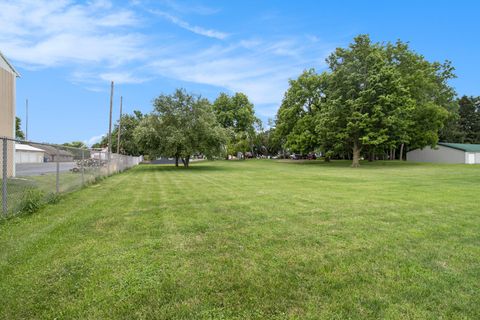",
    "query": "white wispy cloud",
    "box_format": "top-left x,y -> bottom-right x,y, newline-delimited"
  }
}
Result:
149,37 -> 332,111
149,9 -> 229,40
0,0 -> 146,69
71,71 -> 150,85
157,0 -> 220,15
99,72 -> 150,84
0,0 -> 333,119
84,134 -> 104,146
